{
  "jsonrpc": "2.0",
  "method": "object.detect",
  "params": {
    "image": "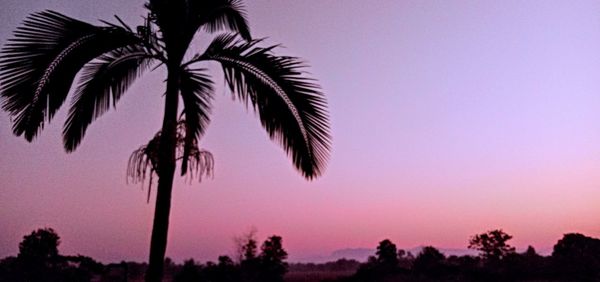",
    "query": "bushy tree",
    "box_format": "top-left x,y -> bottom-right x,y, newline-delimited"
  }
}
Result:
235,229 -> 258,262
17,228 -> 61,281
354,239 -> 402,281
1,228 -> 103,282
413,246 -> 446,277
238,232 -> 260,282
242,239 -> 258,262
469,229 -> 515,261
375,239 -> 398,268
258,235 -> 288,282
552,233 -> 600,279
18,228 -> 60,261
